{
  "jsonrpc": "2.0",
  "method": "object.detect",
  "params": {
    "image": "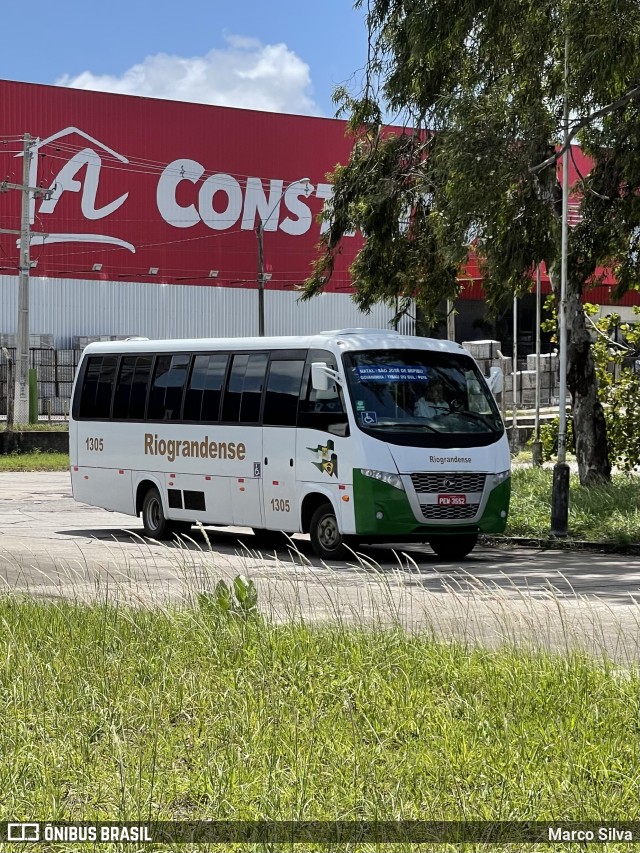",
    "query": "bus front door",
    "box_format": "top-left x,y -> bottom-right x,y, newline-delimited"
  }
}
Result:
261,428 -> 298,532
